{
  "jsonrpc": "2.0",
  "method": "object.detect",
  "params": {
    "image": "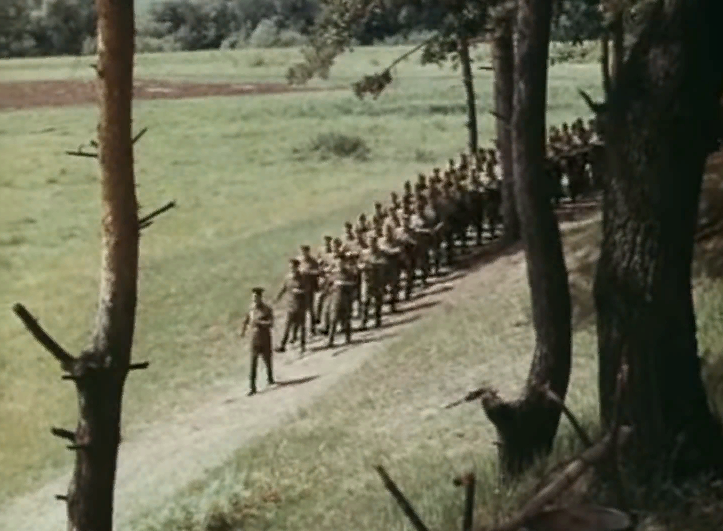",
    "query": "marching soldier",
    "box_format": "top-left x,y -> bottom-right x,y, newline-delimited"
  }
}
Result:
379,223 -> 403,313
325,253 -> 356,348
298,244 -> 320,335
240,287 -> 274,396
372,201 -> 387,227
275,258 -> 307,356
318,235 -> 334,267
357,235 -> 388,330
